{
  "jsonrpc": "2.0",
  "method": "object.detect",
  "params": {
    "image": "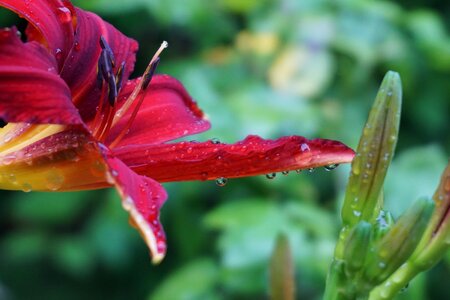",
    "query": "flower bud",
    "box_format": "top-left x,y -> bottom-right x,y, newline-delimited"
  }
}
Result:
362,197 -> 434,284
342,71 -> 402,226
343,221 -> 372,277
